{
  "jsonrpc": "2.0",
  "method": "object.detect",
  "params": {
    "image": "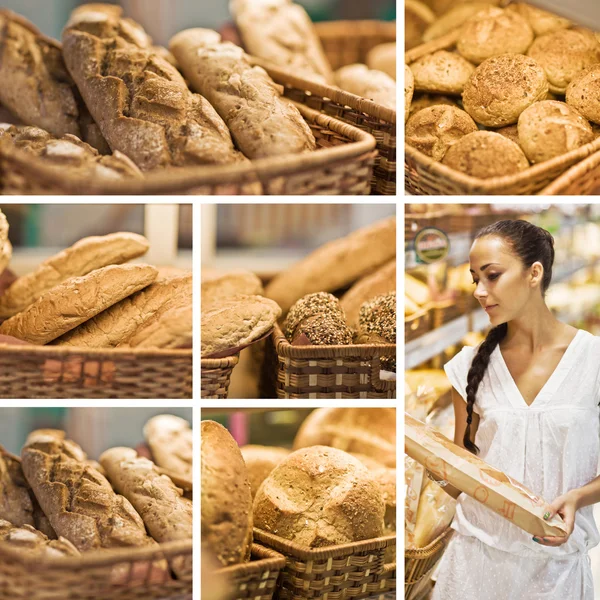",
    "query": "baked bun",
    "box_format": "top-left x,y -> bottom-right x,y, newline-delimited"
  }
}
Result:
253,446 -> 385,547
356,292 -> 396,370
201,269 -> 263,307
335,64 -> 396,110
240,445 -> 290,499
292,313 -> 353,346
462,54 -> 548,127
505,3 -> 570,36
457,7 -> 533,65
0,209 -> 11,276
410,51 -> 475,95
405,64 -> 414,123
366,42 -> 396,80
406,105 -> 478,161
406,0 -> 435,50
517,100 -> 594,163
566,65 -> 600,125
527,28 -> 600,94
496,124 -> 520,146
284,292 -> 345,340
423,2 -> 496,42
442,131 -> 529,177
408,94 -> 458,118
